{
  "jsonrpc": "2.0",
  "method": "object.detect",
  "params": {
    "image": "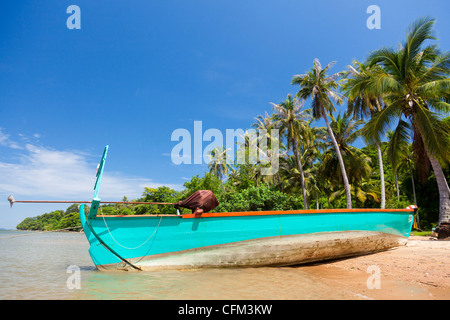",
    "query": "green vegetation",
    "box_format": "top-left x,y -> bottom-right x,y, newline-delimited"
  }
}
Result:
16,17 -> 449,233
16,204 -> 86,231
